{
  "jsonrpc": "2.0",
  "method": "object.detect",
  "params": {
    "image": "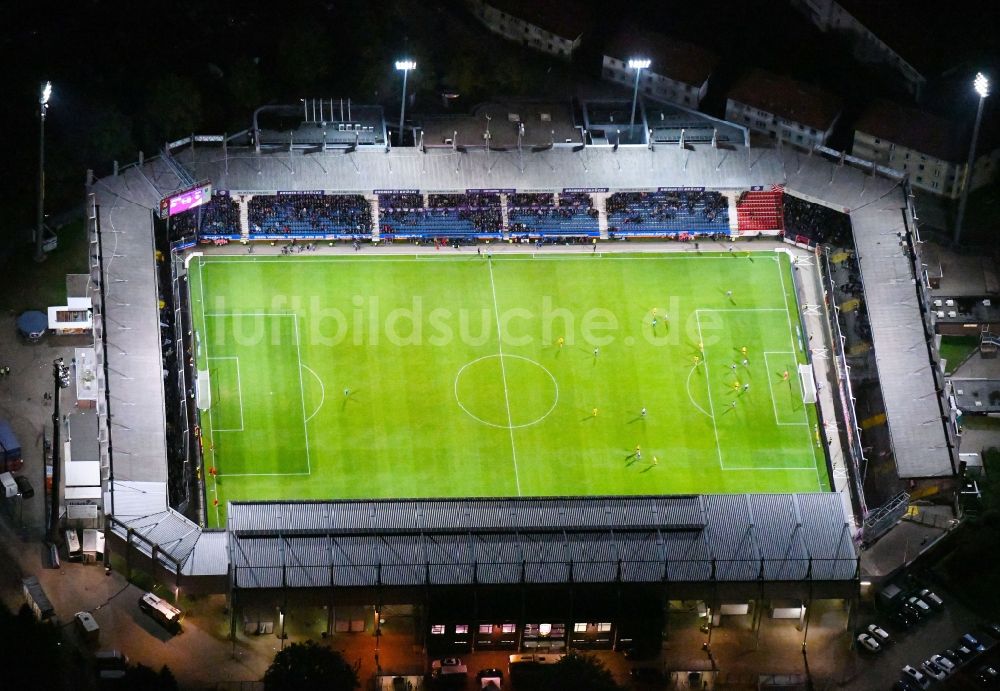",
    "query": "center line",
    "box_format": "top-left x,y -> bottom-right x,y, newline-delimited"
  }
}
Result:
487,257 -> 522,496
